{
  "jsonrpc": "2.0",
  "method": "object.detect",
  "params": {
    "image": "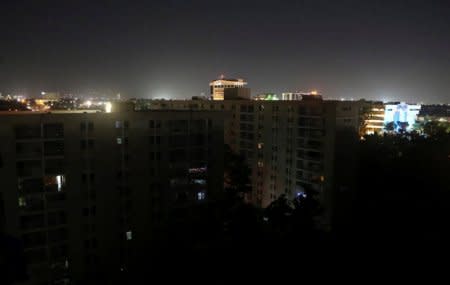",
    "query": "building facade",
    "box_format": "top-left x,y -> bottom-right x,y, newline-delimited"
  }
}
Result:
209,78 -> 248,100
417,104 -> 450,122
0,109 -> 224,285
139,97 -> 350,221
